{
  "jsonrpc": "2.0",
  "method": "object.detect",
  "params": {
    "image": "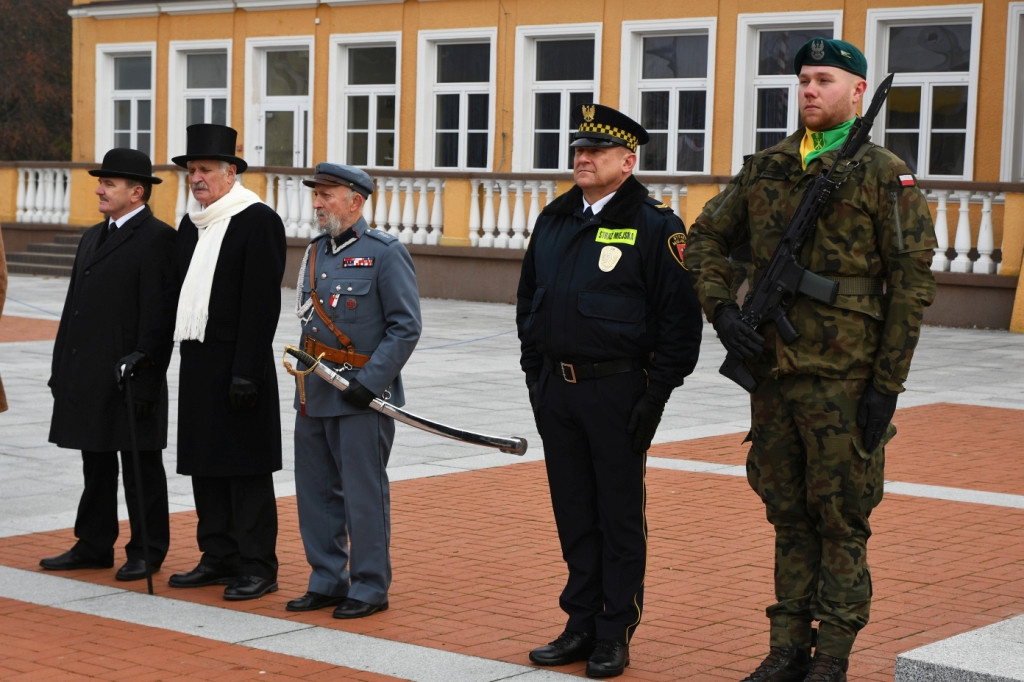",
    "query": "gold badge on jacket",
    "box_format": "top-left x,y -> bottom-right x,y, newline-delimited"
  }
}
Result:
598,245 -> 622,272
